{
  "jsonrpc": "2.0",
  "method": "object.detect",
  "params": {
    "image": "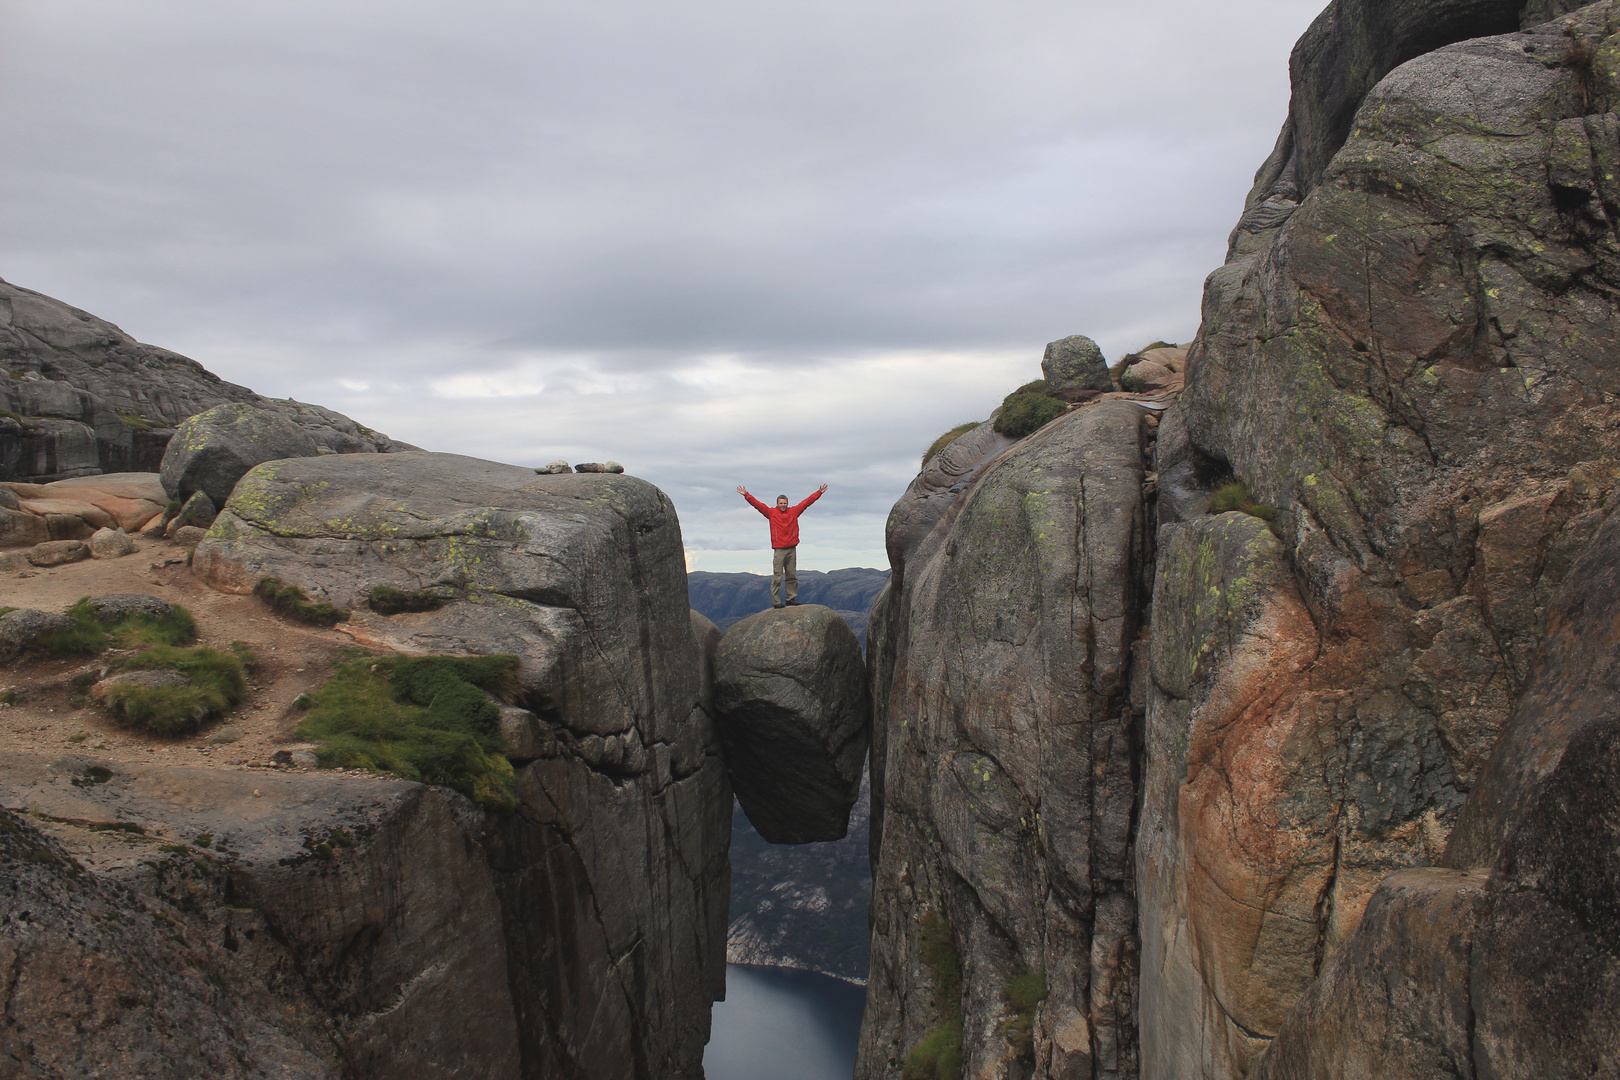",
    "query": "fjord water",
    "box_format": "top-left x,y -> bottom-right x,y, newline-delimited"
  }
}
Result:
704,964 -> 866,1080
